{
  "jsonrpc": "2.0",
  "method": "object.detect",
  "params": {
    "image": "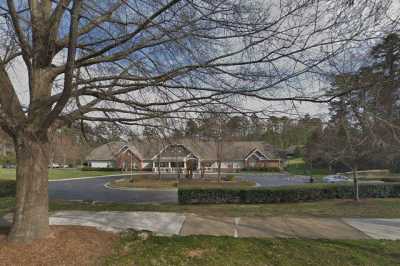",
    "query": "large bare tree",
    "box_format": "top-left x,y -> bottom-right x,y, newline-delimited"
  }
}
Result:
0,0 -> 396,242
